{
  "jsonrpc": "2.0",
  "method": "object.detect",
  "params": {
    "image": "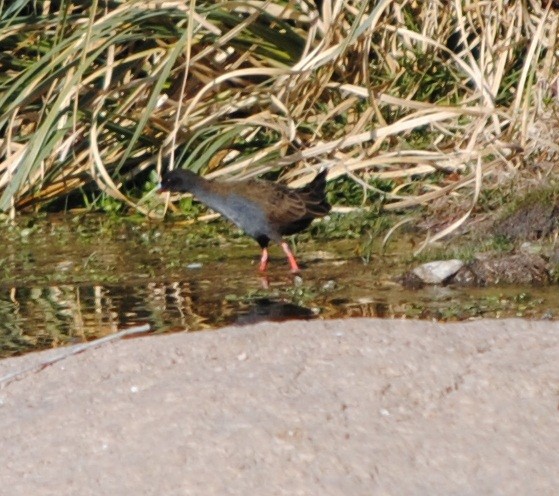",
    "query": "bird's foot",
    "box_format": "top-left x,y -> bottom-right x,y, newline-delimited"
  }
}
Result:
258,248 -> 269,273
281,242 -> 300,273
